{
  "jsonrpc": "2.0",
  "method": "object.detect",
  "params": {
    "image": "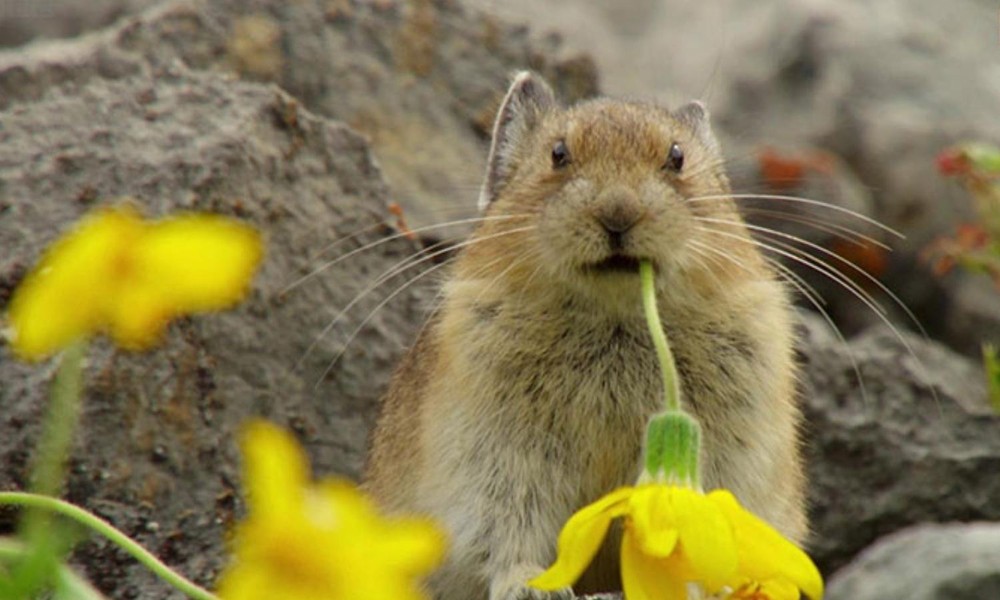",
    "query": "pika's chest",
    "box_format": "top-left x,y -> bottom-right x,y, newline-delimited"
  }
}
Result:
453,313 -> 661,423
448,304 -> 763,432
